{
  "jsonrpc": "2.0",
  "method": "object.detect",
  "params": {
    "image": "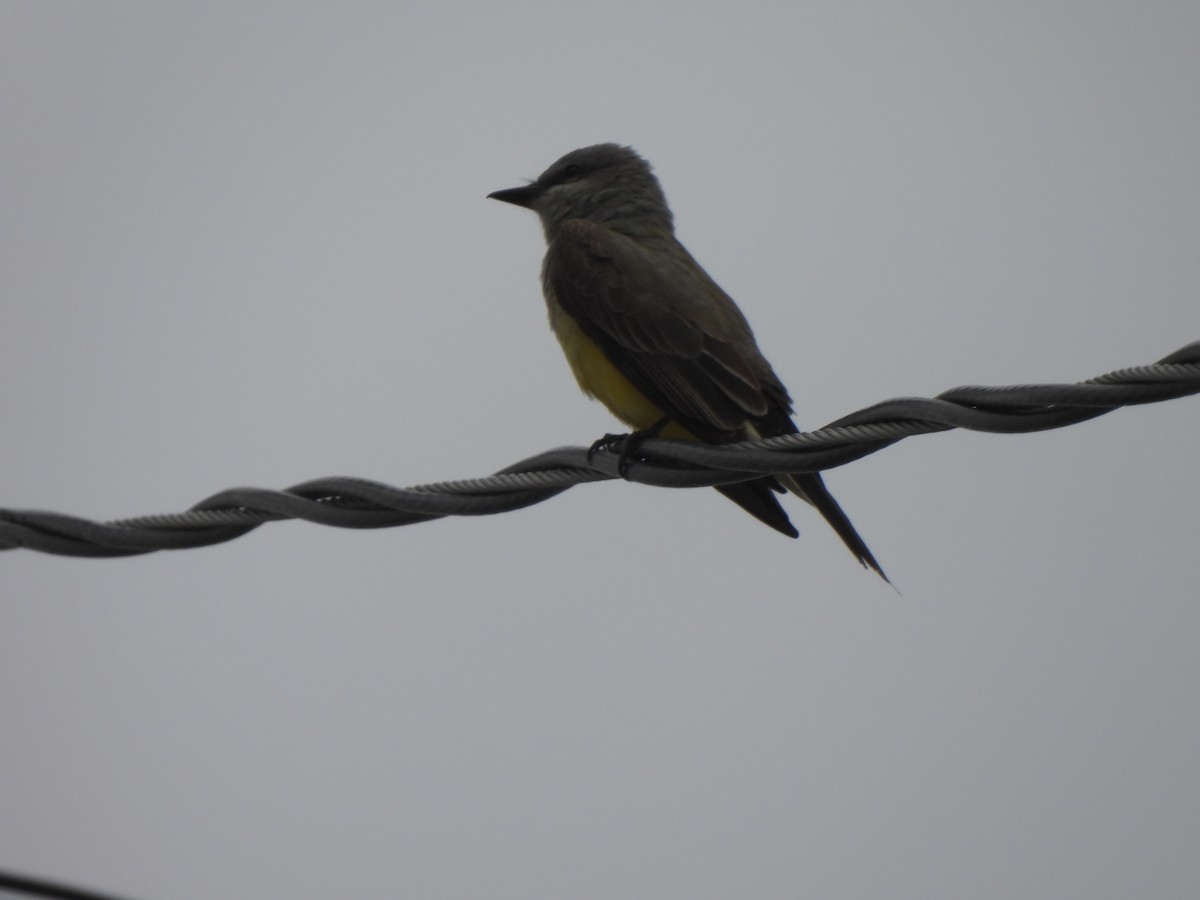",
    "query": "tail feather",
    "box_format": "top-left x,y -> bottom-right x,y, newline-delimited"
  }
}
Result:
714,479 -> 799,539
781,472 -> 890,584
